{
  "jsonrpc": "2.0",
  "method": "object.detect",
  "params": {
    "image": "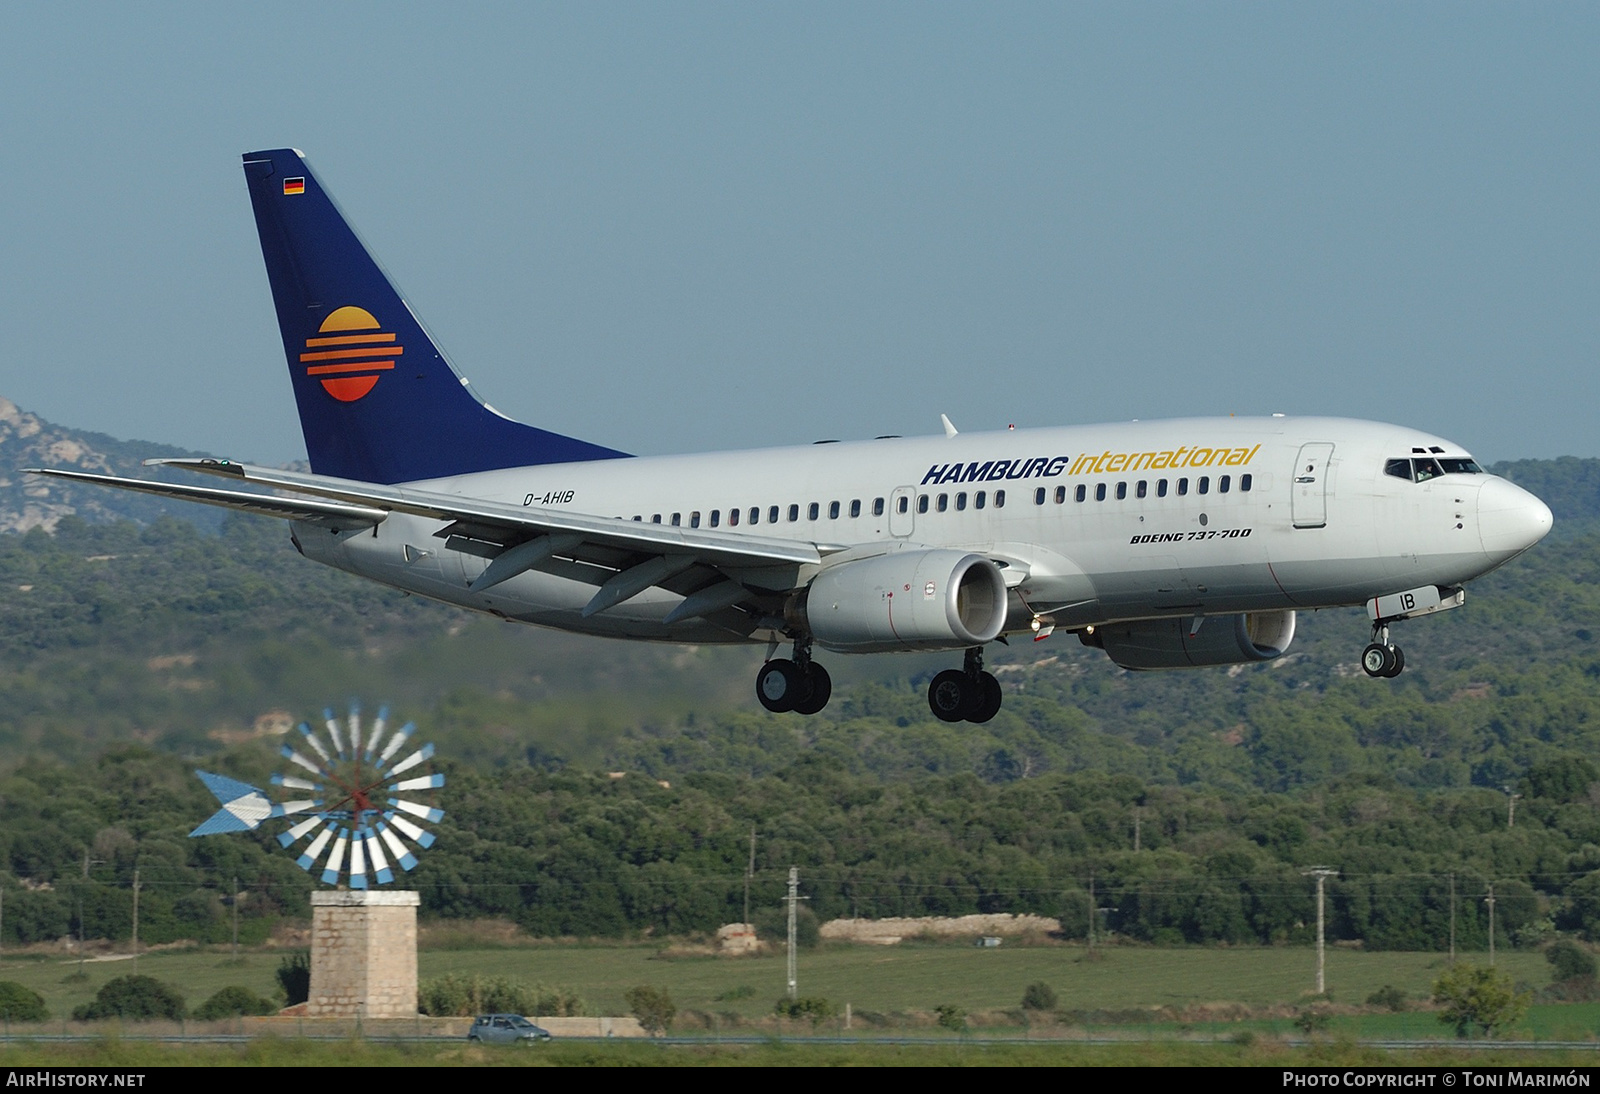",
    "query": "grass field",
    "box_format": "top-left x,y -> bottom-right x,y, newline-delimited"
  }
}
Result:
0,941 -> 1562,1030
2,1039 -> 1600,1068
